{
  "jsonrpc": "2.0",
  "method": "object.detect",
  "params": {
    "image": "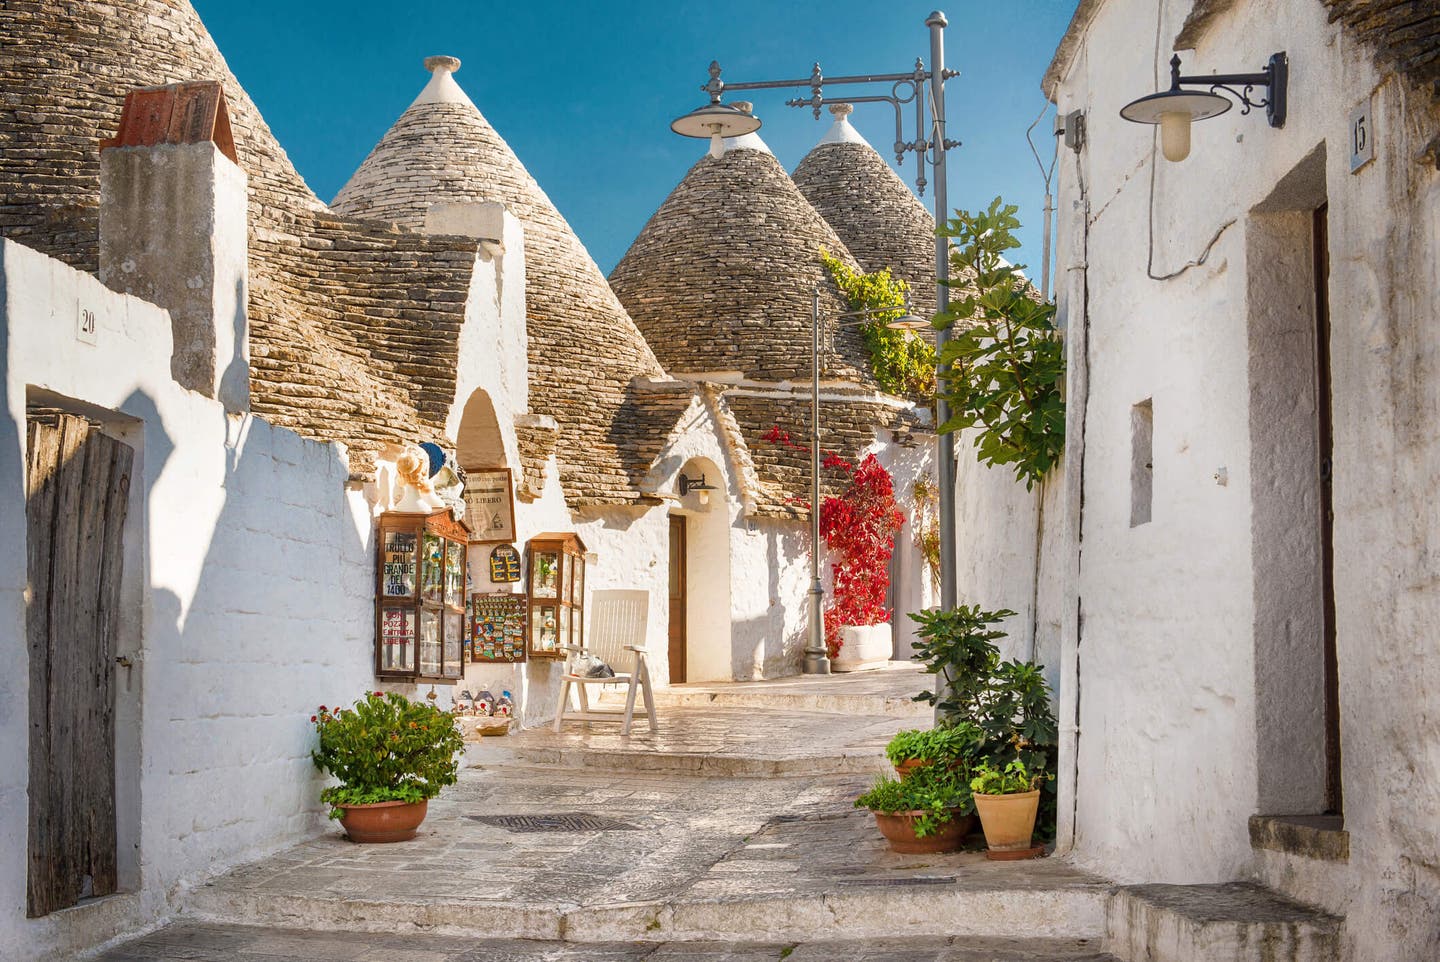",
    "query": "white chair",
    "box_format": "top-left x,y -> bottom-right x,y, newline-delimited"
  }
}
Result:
553,588 -> 658,736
